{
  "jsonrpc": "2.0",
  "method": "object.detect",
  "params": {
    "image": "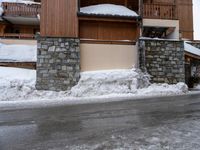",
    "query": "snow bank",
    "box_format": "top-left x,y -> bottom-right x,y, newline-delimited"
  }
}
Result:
0,43 -> 36,62
70,69 -> 150,97
194,84 -> 200,90
80,4 -> 138,17
0,67 -> 69,101
0,67 -> 188,102
138,83 -> 188,96
0,67 -> 36,101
